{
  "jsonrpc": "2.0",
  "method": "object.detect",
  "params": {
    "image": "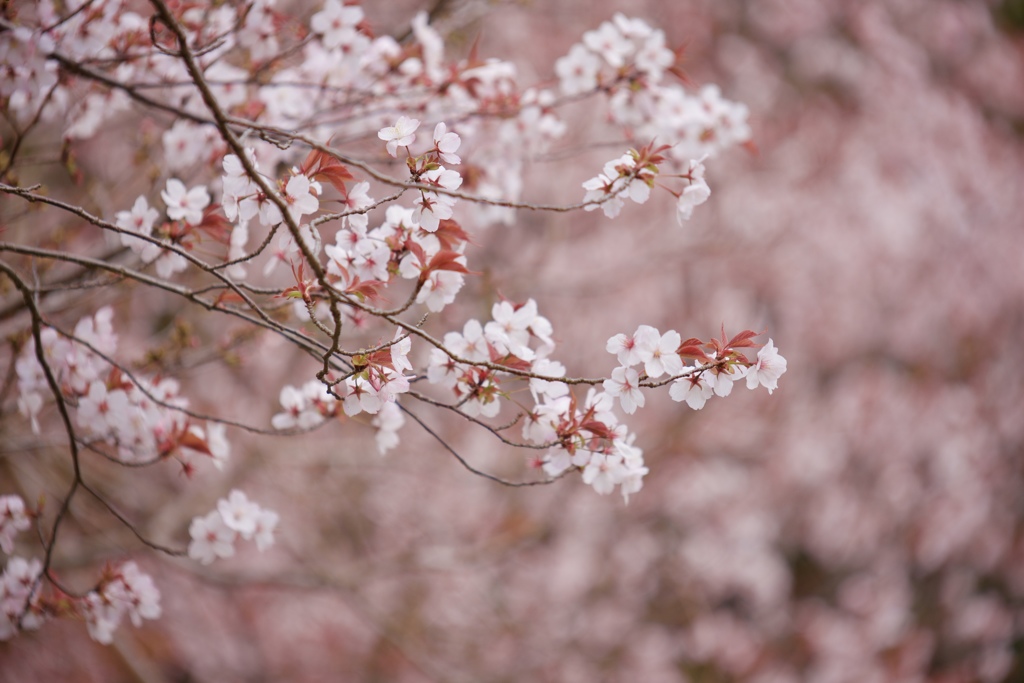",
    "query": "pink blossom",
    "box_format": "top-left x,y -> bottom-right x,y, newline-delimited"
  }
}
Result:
670,374 -> 714,410
310,0 -> 364,50
635,326 -> 684,378
373,402 -> 406,455
582,21 -> 634,69
378,116 -> 421,157
218,489 -> 262,539
188,510 -> 237,565
161,178 -> 209,226
283,174 -> 320,221
343,375 -> 383,416
603,366 -> 645,414
582,452 -> 628,495
117,562 -> 161,627
607,330 -> 644,367
252,508 -> 279,552
433,122 -> 461,165
555,43 -> 602,95
745,339 -> 788,394
0,496 -> 30,554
